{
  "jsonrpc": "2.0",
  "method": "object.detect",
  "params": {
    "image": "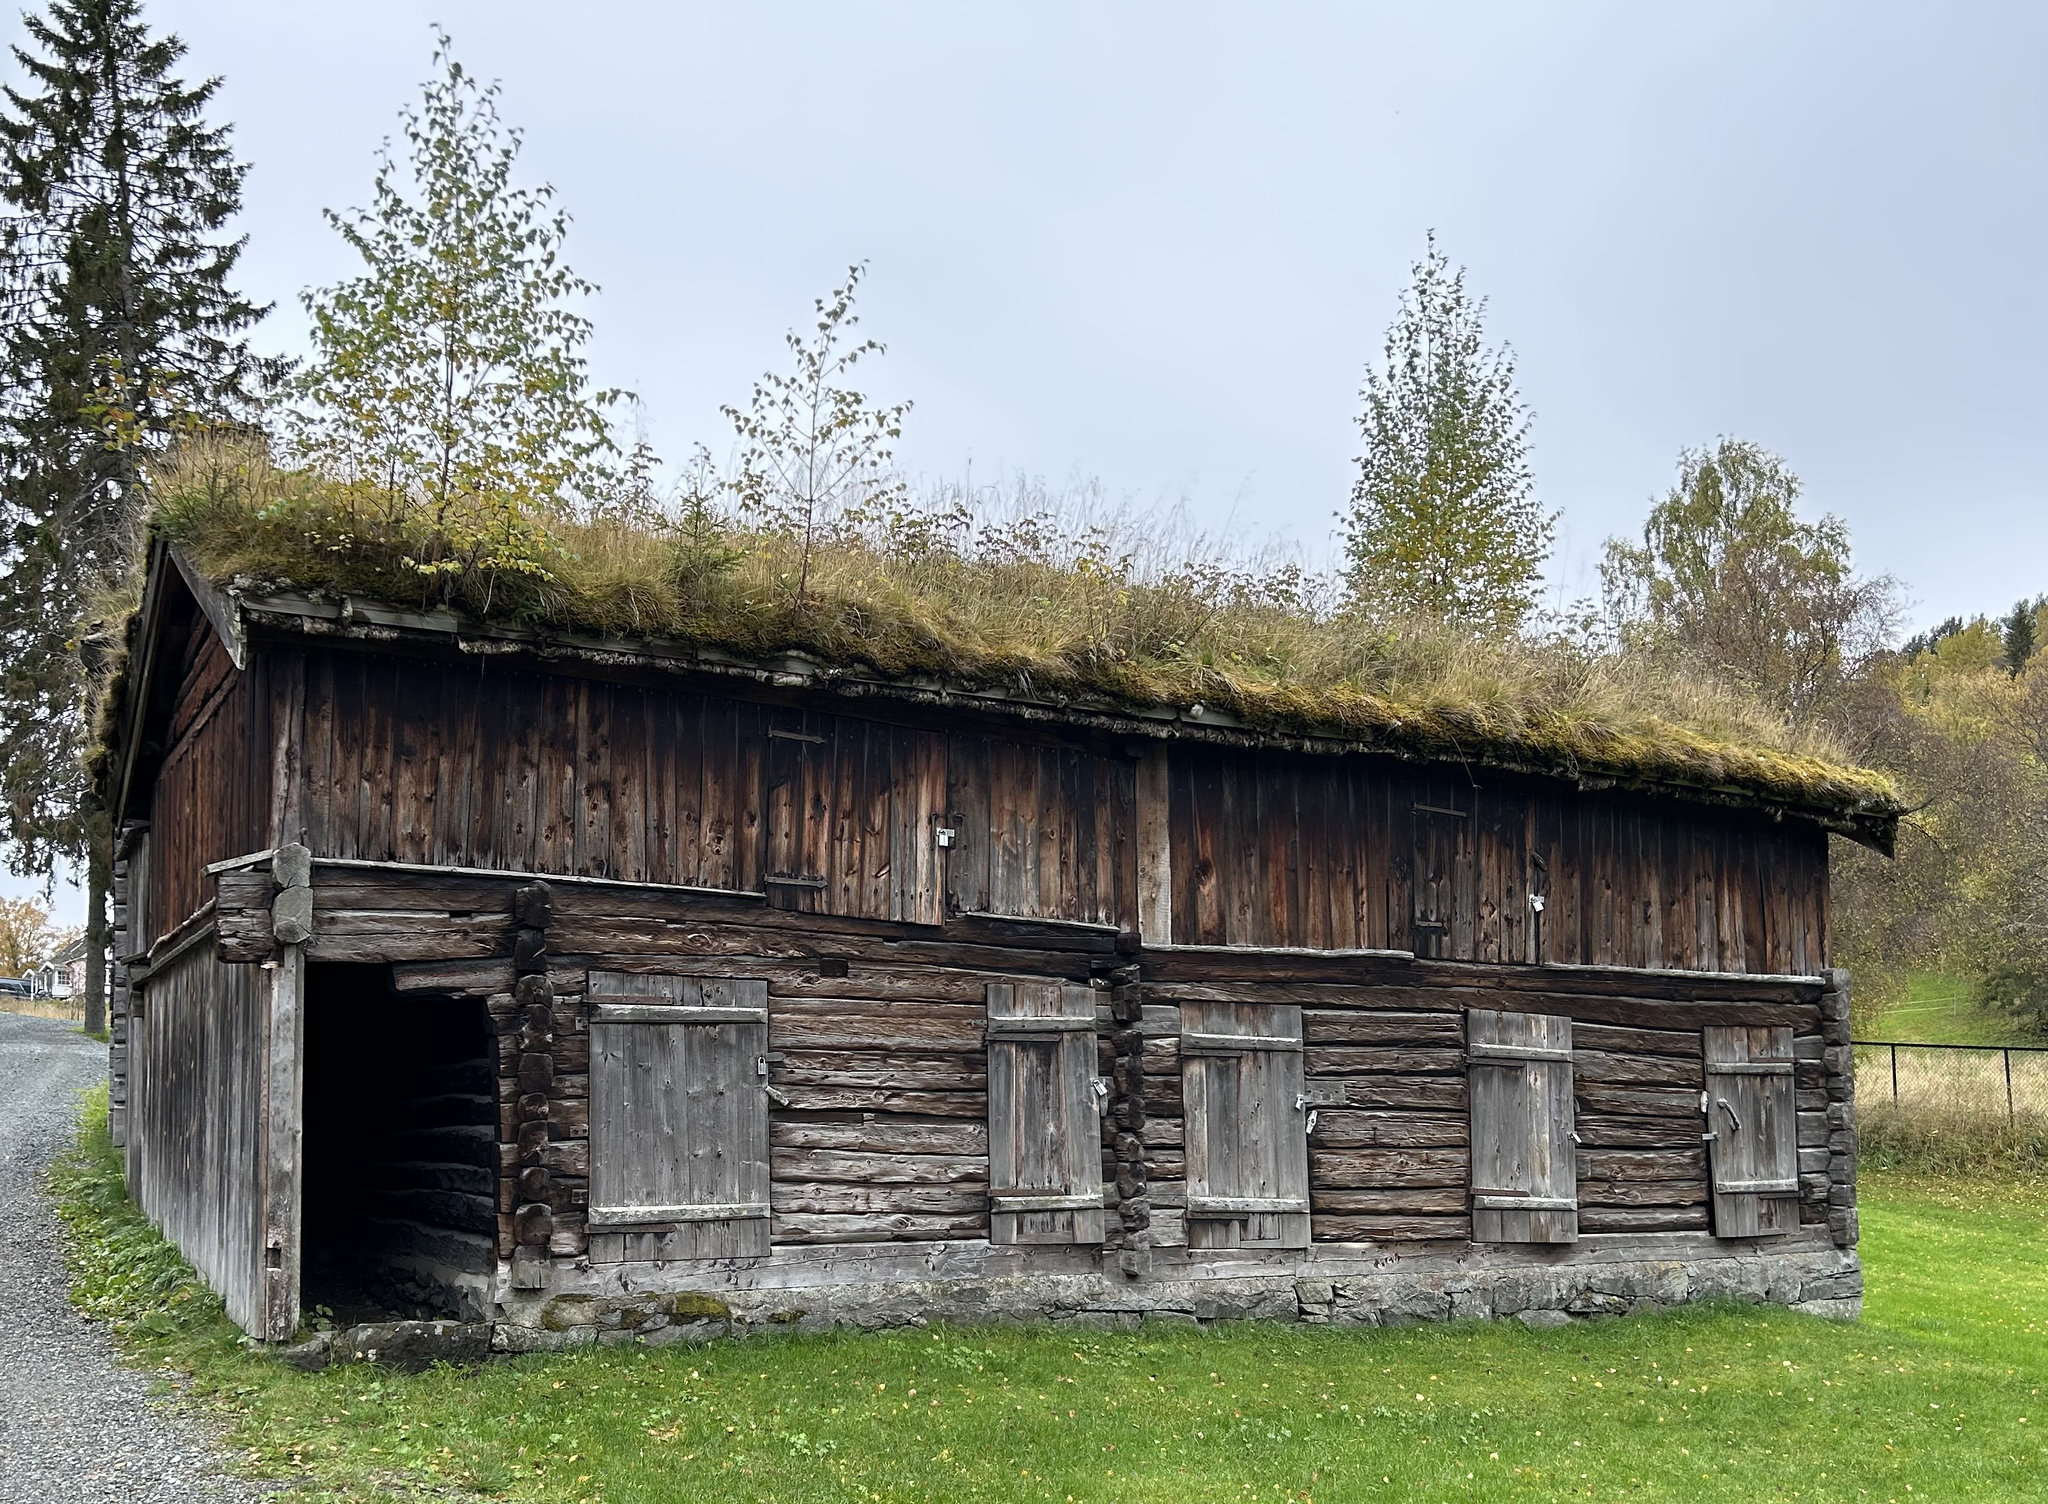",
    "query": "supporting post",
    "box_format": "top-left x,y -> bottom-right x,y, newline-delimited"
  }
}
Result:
2006,1049 -> 2015,1123
262,940 -> 305,1343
